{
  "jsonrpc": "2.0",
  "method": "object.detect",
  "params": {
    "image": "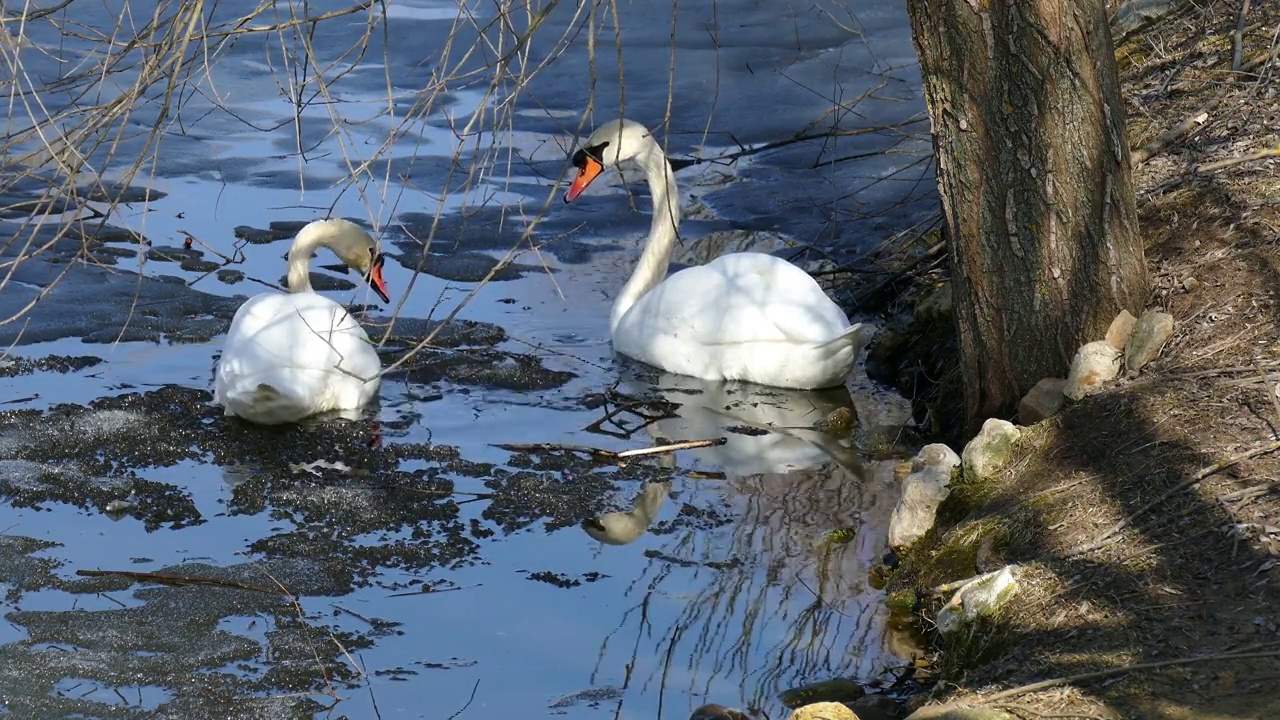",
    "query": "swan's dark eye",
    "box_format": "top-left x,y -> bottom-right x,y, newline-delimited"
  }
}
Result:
573,141 -> 609,168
